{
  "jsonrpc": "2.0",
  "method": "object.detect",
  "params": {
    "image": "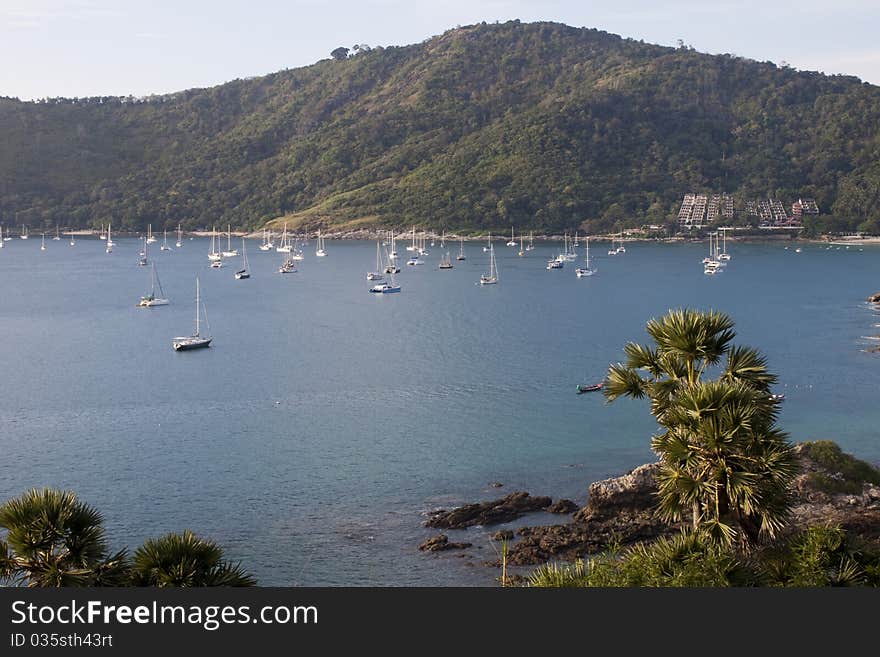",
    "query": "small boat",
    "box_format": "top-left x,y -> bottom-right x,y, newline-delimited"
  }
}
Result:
439,252 -> 453,269
456,236 -> 466,261
69,232 -> 75,246
146,224 -> 156,244
98,223 -> 106,240
278,251 -> 297,273
546,259 -> 563,270
483,233 -> 491,252
506,226 -> 517,247
208,226 -> 222,261
259,229 -> 274,251
367,241 -> 385,281
234,238 -> 250,279
276,223 -> 292,253
53,226 -> 61,240
575,237 -> 596,277
172,277 -> 211,351
480,243 -> 498,285
221,225 -> 239,257
406,254 -> 424,266
769,393 -> 785,402
138,262 -> 169,307
315,230 -> 327,257
0,225 -> 4,248
160,229 -> 171,251
105,223 -> 113,253
577,382 -> 604,394
137,236 -> 149,266
21,225 -> 29,239
369,271 -> 401,294
40,233 -> 46,251
175,223 -> 183,248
